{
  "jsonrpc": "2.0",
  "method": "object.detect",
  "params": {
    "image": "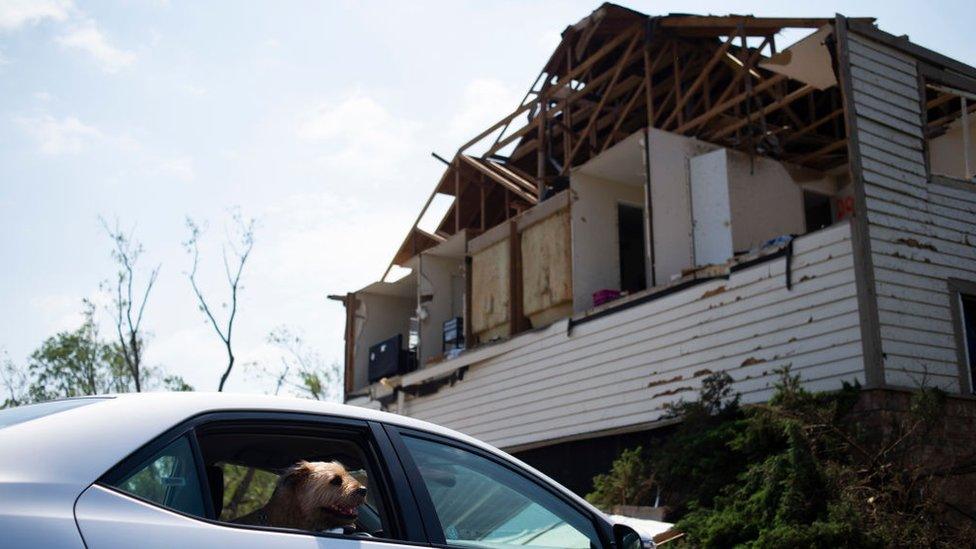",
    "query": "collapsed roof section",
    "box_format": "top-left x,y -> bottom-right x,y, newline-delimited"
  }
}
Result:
386,4 -> 882,277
